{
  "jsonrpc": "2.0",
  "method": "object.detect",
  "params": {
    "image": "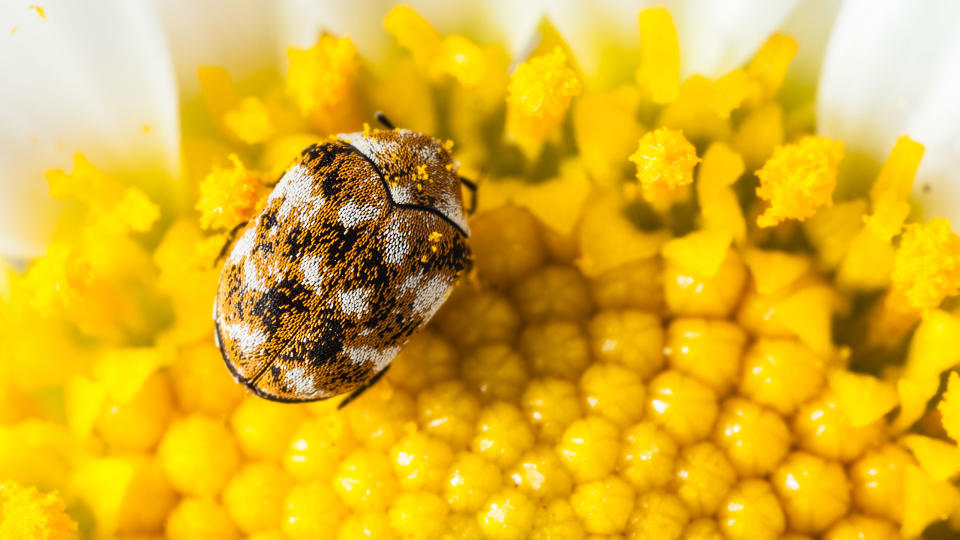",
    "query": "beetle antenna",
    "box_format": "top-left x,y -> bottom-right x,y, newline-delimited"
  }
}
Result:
375,111 -> 395,130
459,176 -> 478,214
